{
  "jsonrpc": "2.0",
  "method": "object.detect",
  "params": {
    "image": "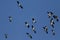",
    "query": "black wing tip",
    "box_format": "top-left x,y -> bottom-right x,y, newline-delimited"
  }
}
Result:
53,33 -> 55,36
27,25 -> 30,28
29,35 -> 32,39
21,6 -> 23,9
32,18 -> 34,20
43,27 -> 45,29
34,30 -> 36,34
9,16 -> 12,18
9,20 -> 12,22
25,22 -> 27,24
46,31 -> 48,34
26,32 -> 29,35
17,0 -> 19,4
51,25 -> 54,28
32,25 -> 34,28
57,19 -> 59,22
